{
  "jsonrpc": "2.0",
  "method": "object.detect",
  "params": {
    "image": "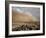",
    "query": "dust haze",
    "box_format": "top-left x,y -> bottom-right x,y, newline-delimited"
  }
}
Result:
12,7 -> 40,31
